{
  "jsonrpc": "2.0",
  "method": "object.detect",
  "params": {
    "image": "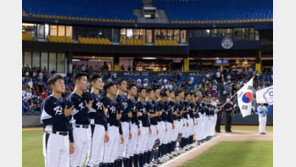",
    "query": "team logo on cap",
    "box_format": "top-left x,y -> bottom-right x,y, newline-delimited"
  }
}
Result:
242,92 -> 252,103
